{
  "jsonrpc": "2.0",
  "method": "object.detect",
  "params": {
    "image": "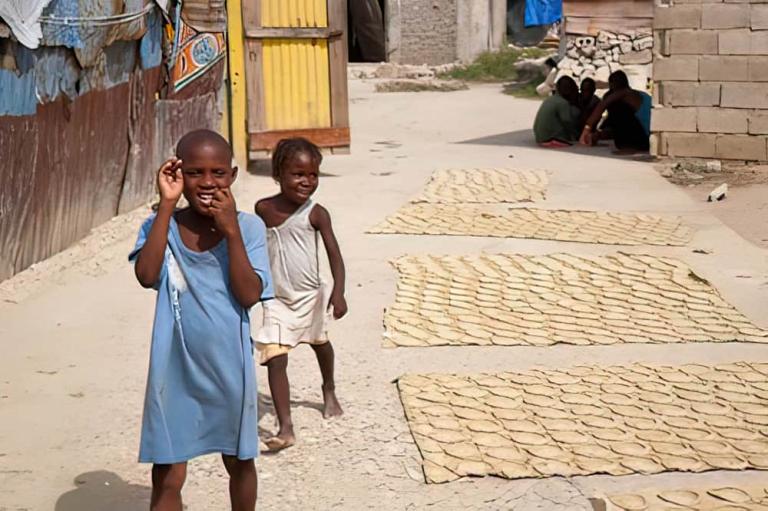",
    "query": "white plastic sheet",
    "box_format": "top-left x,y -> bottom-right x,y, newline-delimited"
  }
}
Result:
0,0 -> 53,48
